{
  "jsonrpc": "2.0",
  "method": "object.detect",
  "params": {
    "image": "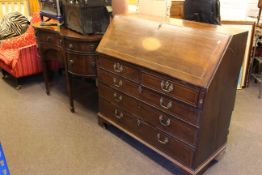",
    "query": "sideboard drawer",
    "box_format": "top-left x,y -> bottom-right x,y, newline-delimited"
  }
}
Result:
140,103 -> 198,146
142,72 -> 200,107
98,55 -> 140,83
141,88 -> 199,126
97,69 -> 140,99
99,83 -> 140,116
37,31 -> 61,46
64,39 -> 98,53
67,53 -> 96,76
